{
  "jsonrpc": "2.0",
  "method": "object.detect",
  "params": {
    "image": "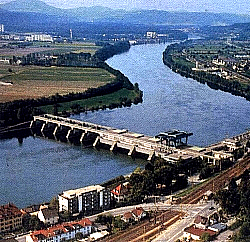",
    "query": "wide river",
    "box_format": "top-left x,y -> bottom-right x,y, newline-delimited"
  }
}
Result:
1,44 -> 250,208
